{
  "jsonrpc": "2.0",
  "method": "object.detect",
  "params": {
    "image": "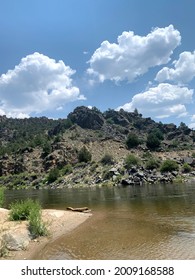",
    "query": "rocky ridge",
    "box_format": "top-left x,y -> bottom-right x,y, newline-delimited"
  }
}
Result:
0,106 -> 194,189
